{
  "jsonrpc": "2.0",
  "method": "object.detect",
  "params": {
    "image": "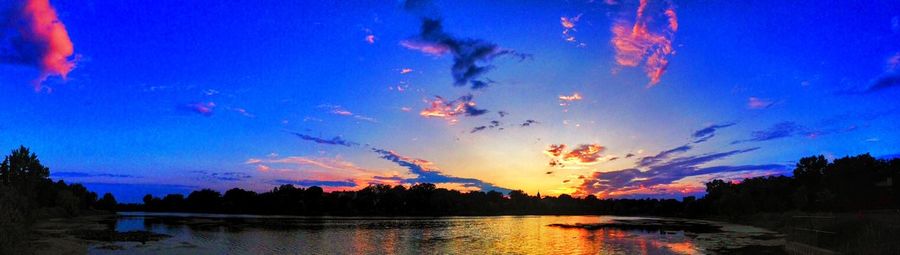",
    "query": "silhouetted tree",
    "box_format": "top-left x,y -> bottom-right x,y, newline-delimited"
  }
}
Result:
96,192 -> 117,211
